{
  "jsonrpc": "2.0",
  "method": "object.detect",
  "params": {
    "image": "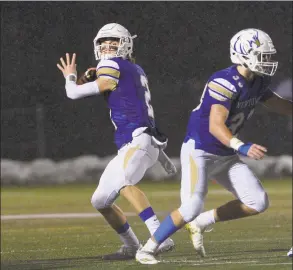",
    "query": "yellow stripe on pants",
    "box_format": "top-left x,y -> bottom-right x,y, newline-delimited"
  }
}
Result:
123,145 -> 140,170
189,155 -> 198,195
